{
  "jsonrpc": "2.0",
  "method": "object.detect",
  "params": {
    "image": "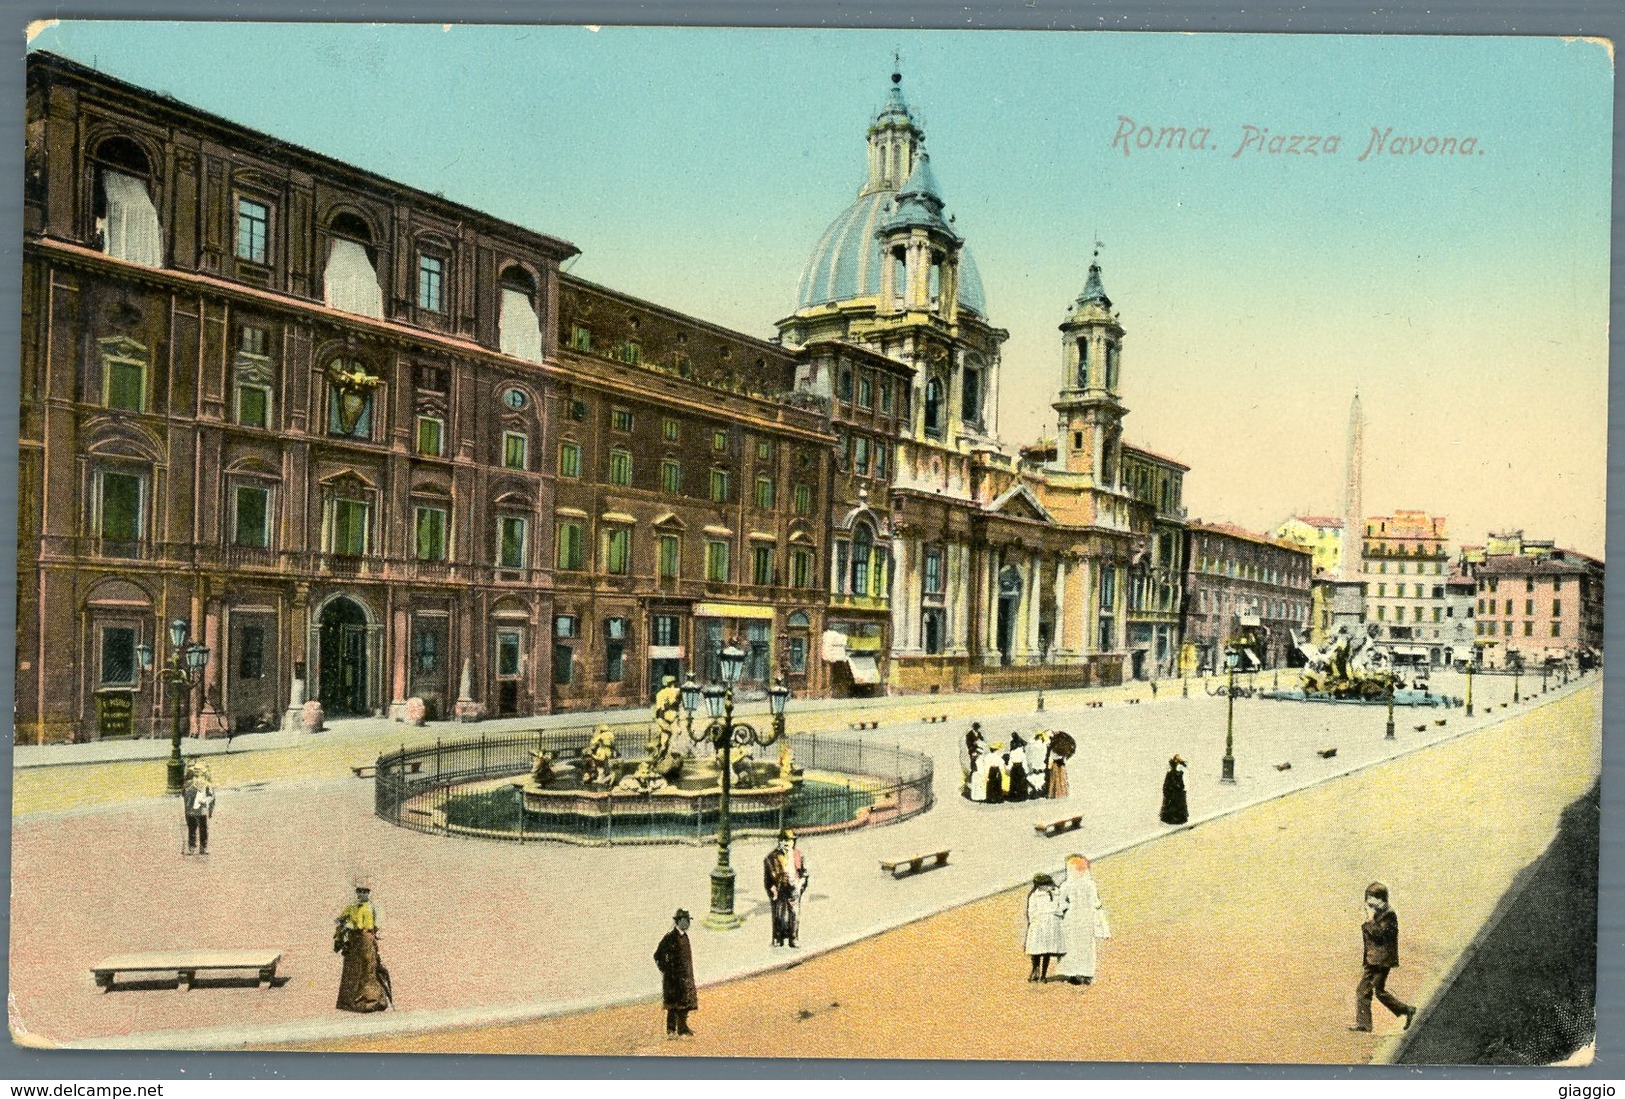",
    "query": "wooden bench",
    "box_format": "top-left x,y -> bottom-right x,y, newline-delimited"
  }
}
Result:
1316,748 -> 1338,759
91,950 -> 282,991
920,715 -> 949,724
849,720 -> 880,730
1413,723 -> 1428,733
1434,718 -> 1447,727
352,761 -> 423,779
1274,761 -> 1292,771
880,850 -> 950,878
1034,814 -> 1083,837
